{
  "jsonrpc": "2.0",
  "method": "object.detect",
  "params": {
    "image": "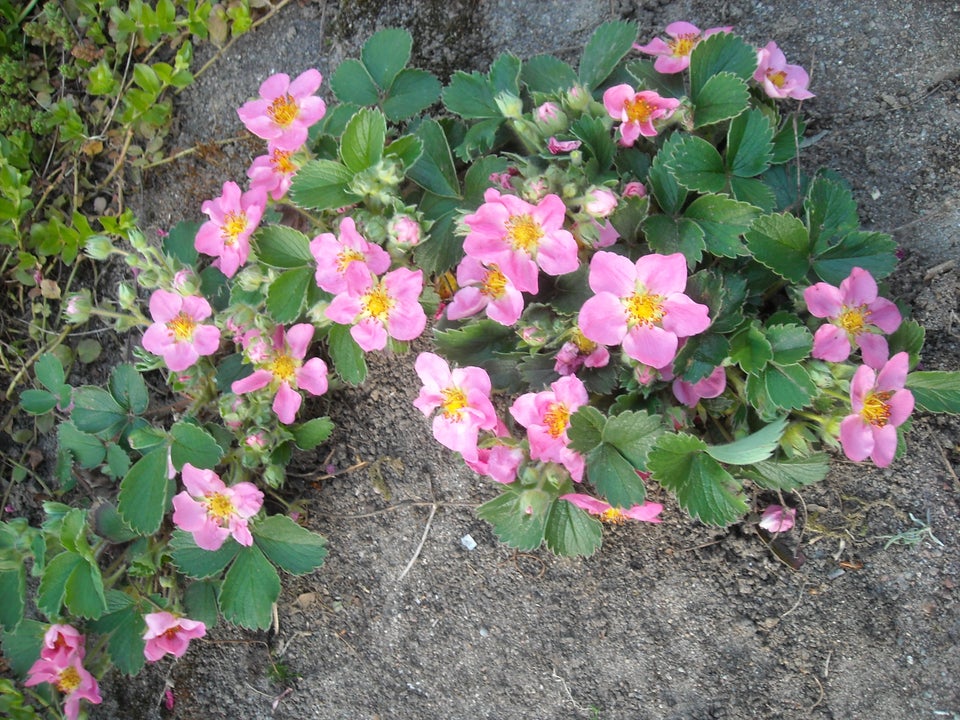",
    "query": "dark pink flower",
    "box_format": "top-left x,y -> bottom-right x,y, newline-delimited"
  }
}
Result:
560,493 -> 663,523
554,329 -> 610,376
754,42 -> 814,100
25,654 -> 101,720
634,21 -> 732,74
143,612 -> 207,662
247,145 -> 300,200
142,290 -> 221,372
237,69 -> 326,151
603,85 -> 681,145
40,624 -> 86,665
547,136 -> 582,154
